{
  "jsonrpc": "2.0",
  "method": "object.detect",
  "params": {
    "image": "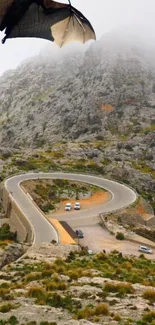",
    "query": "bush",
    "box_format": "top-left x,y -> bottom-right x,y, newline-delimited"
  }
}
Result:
104,282 -> 135,296
46,280 -> 67,291
143,289 -> 155,303
113,313 -> 122,321
0,303 -> 14,313
0,224 -> 17,241
47,293 -> 82,312
0,288 -> 13,300
143,311 -> 155,323
25,272 -> 42,282
26,287 -> 46,302
8,316 -> 19,325
76,303 -> 109,320
116,232 -> 125,240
